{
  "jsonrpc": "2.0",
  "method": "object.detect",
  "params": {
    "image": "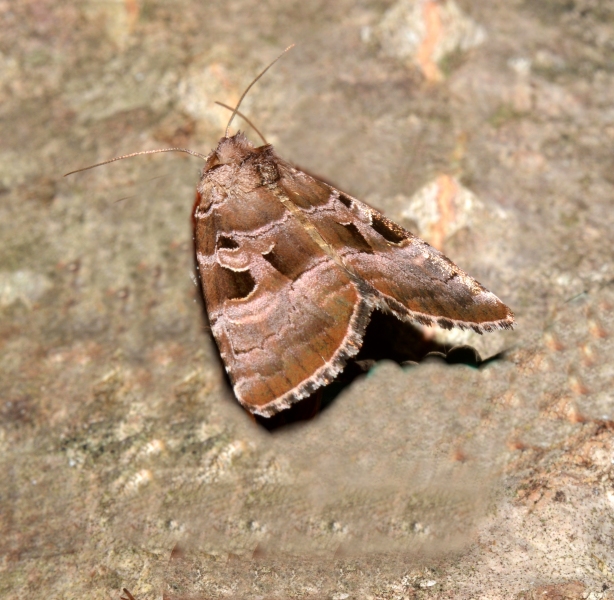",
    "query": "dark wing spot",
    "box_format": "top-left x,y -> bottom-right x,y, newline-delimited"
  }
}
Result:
261,235 -> 320,281
217,235 -> 239,249
371,213 -> 407,244
331,222 -> 374,254
437,317 -> 455,330
337,193 -> 353,209
220,267 -> 256,300
415,314 -> 433,326
262,247 -> 300,279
